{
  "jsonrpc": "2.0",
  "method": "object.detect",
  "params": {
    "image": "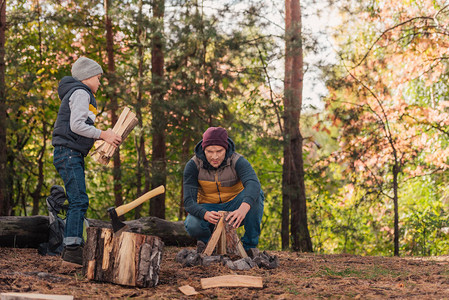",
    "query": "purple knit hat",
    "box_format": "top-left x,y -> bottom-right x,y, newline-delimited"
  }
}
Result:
202,127 -> 228,150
